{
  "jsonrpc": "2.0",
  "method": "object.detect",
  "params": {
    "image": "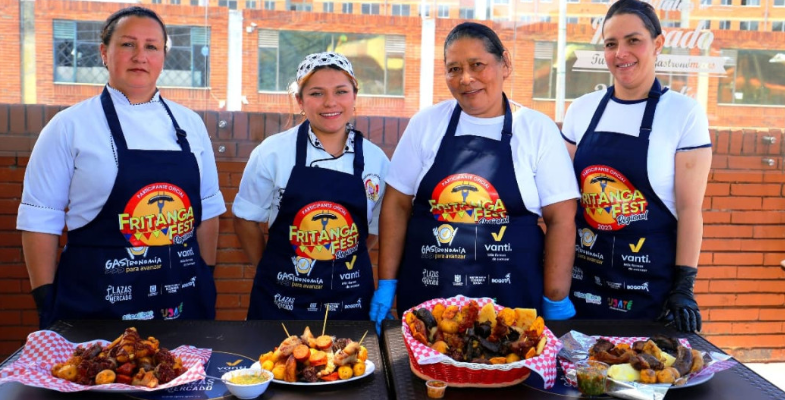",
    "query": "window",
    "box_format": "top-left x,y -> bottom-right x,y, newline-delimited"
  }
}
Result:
323,2 -> 334,12
700,0 -> 711,5
170,0 -> 181,5
342,3 -> 353,13
459,8 -> 474,19
566,0 -> 579,3
699,20 -> 711,30
420,4 -> 431,17
494,0 -> 509,4
592,0 -> 608,2
533,41 -> 612,100
741,0 -> 759,5
774,21 -> 785,32
540,16 -> 552,22
290,1 -> 312,11
219,0 -> 238,9
718,49 -> 785,106
54,21 -> 210,88
392,4 -> 410,16
257,30 -> 404,96
246,0 -> 257,8
661,19 -> 681,28
361,3 -> 379,14
740,21 -> 759,31
437,5 -> 449,18
775,0 -> 784,5
191,0 -> 201,6
721,0 -> 732,4
719,20 -> 731,30
152,0 -> 162,4
264,1 -> 275,10
566,17 -> 578,24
